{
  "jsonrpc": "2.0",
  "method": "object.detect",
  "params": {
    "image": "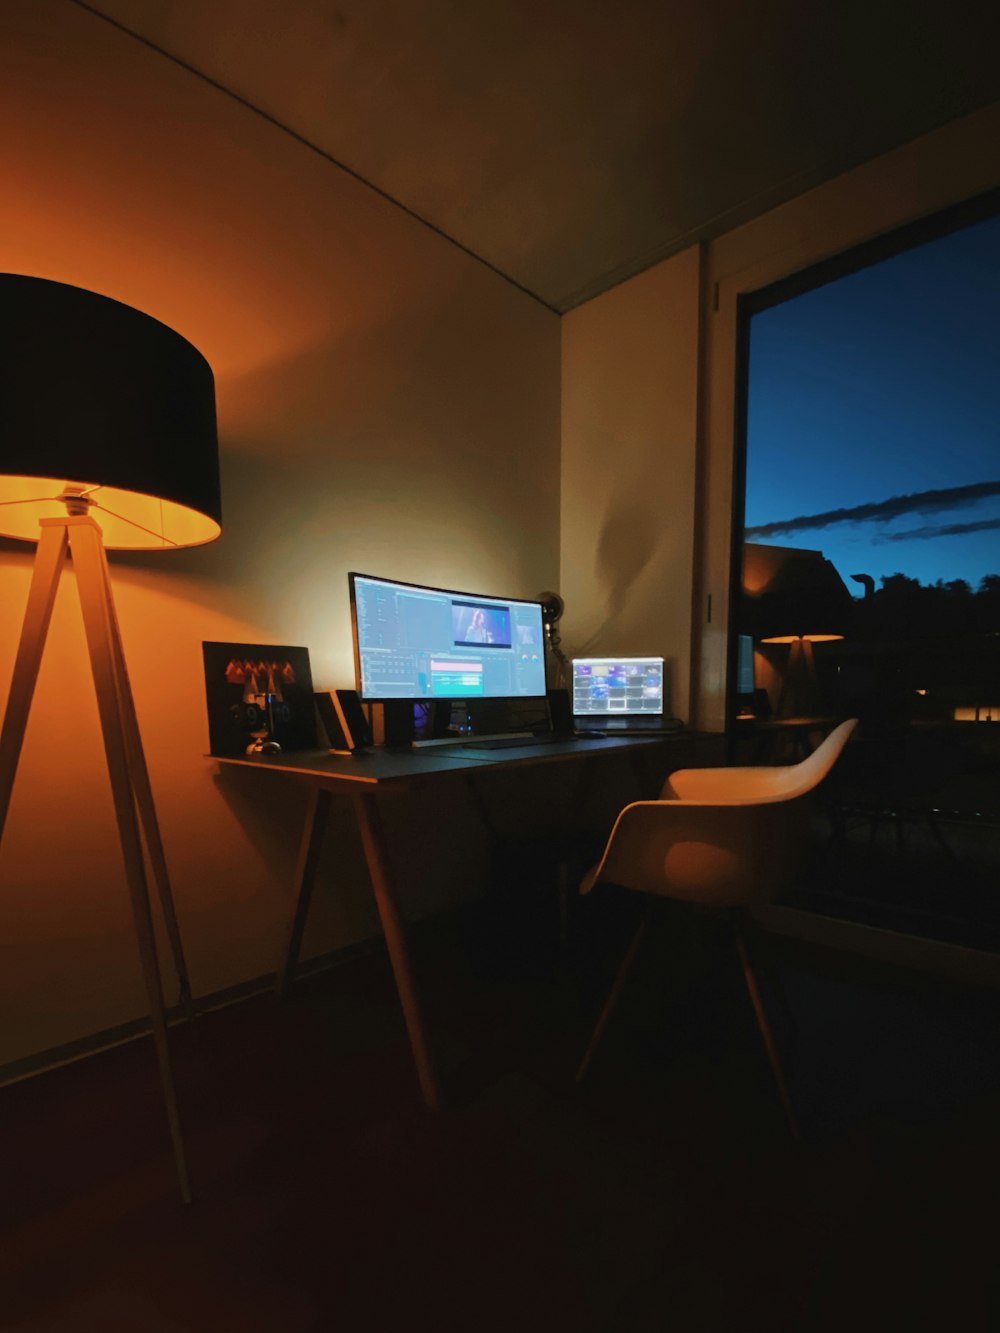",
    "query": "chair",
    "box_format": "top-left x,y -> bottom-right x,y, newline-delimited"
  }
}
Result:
575,718 -> 859,1135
